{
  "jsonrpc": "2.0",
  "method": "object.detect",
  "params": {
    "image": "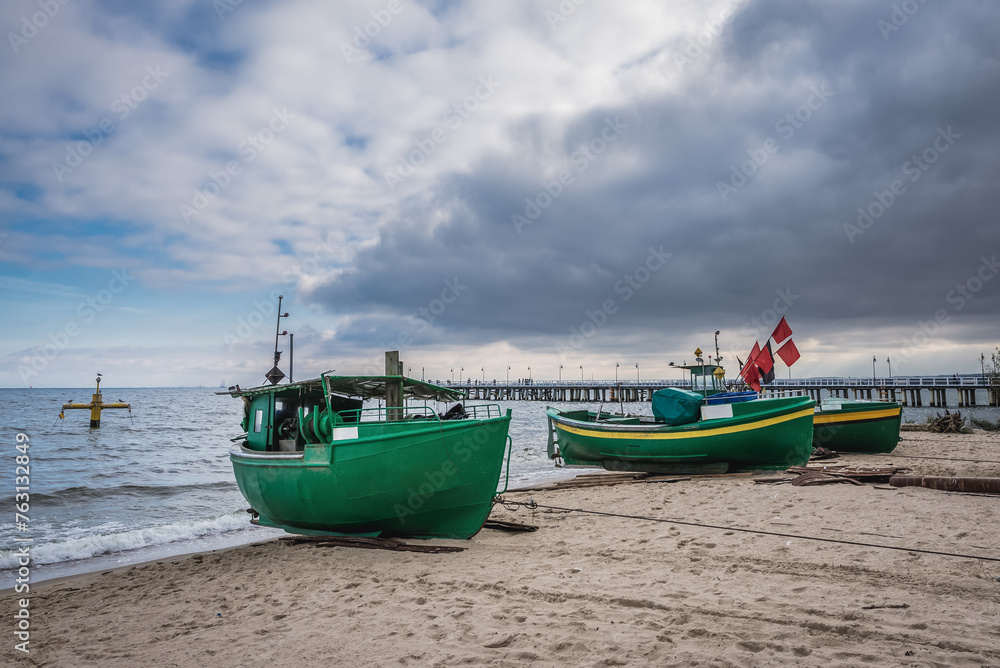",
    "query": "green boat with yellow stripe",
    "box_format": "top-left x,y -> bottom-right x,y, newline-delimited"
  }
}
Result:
546,393 -> 816,474
812,398 -> 902,453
